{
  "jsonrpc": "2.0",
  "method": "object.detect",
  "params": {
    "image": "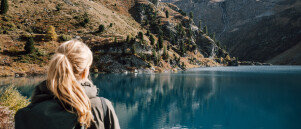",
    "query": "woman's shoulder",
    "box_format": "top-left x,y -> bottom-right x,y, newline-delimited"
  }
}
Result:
90,97 -> 112,108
